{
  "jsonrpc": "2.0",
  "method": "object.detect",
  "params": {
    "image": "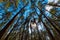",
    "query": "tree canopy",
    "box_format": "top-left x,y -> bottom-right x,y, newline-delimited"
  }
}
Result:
0,0 -> 60,40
